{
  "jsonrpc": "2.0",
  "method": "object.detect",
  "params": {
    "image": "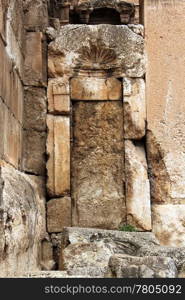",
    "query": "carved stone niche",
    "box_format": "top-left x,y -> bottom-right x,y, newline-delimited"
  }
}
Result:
52,0 -> 135,25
